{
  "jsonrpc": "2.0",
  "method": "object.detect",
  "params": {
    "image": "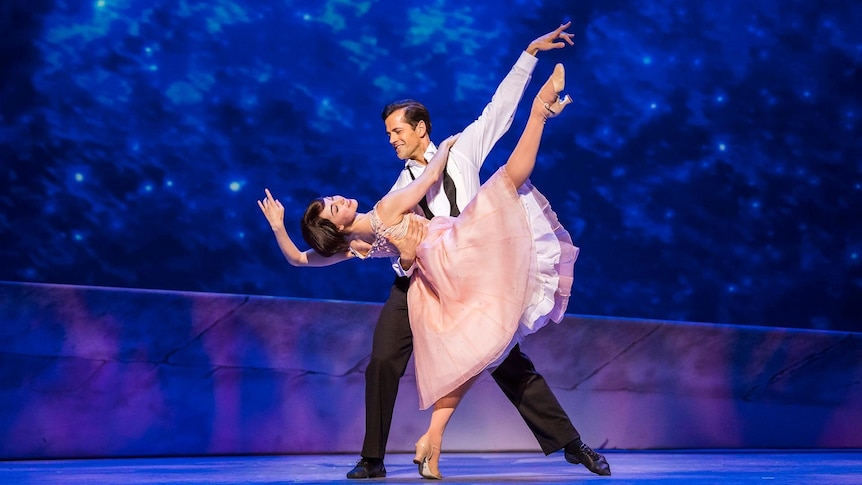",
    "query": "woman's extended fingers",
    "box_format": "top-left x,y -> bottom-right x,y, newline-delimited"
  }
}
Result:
259,188 -> 283,207
444,132 -> 461,147
261,188 -> 272,206
258,189 -> 279,212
